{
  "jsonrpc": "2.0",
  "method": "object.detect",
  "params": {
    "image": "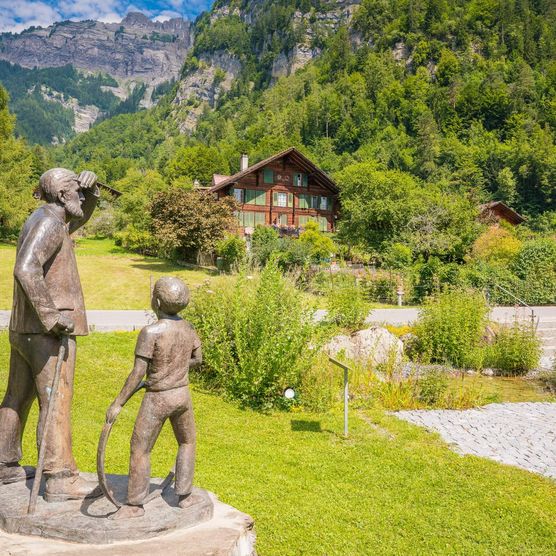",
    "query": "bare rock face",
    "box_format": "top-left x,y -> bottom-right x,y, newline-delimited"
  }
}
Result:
0,13 -> 192,86
172,52 -> 242,133
325,327 -> 404,368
